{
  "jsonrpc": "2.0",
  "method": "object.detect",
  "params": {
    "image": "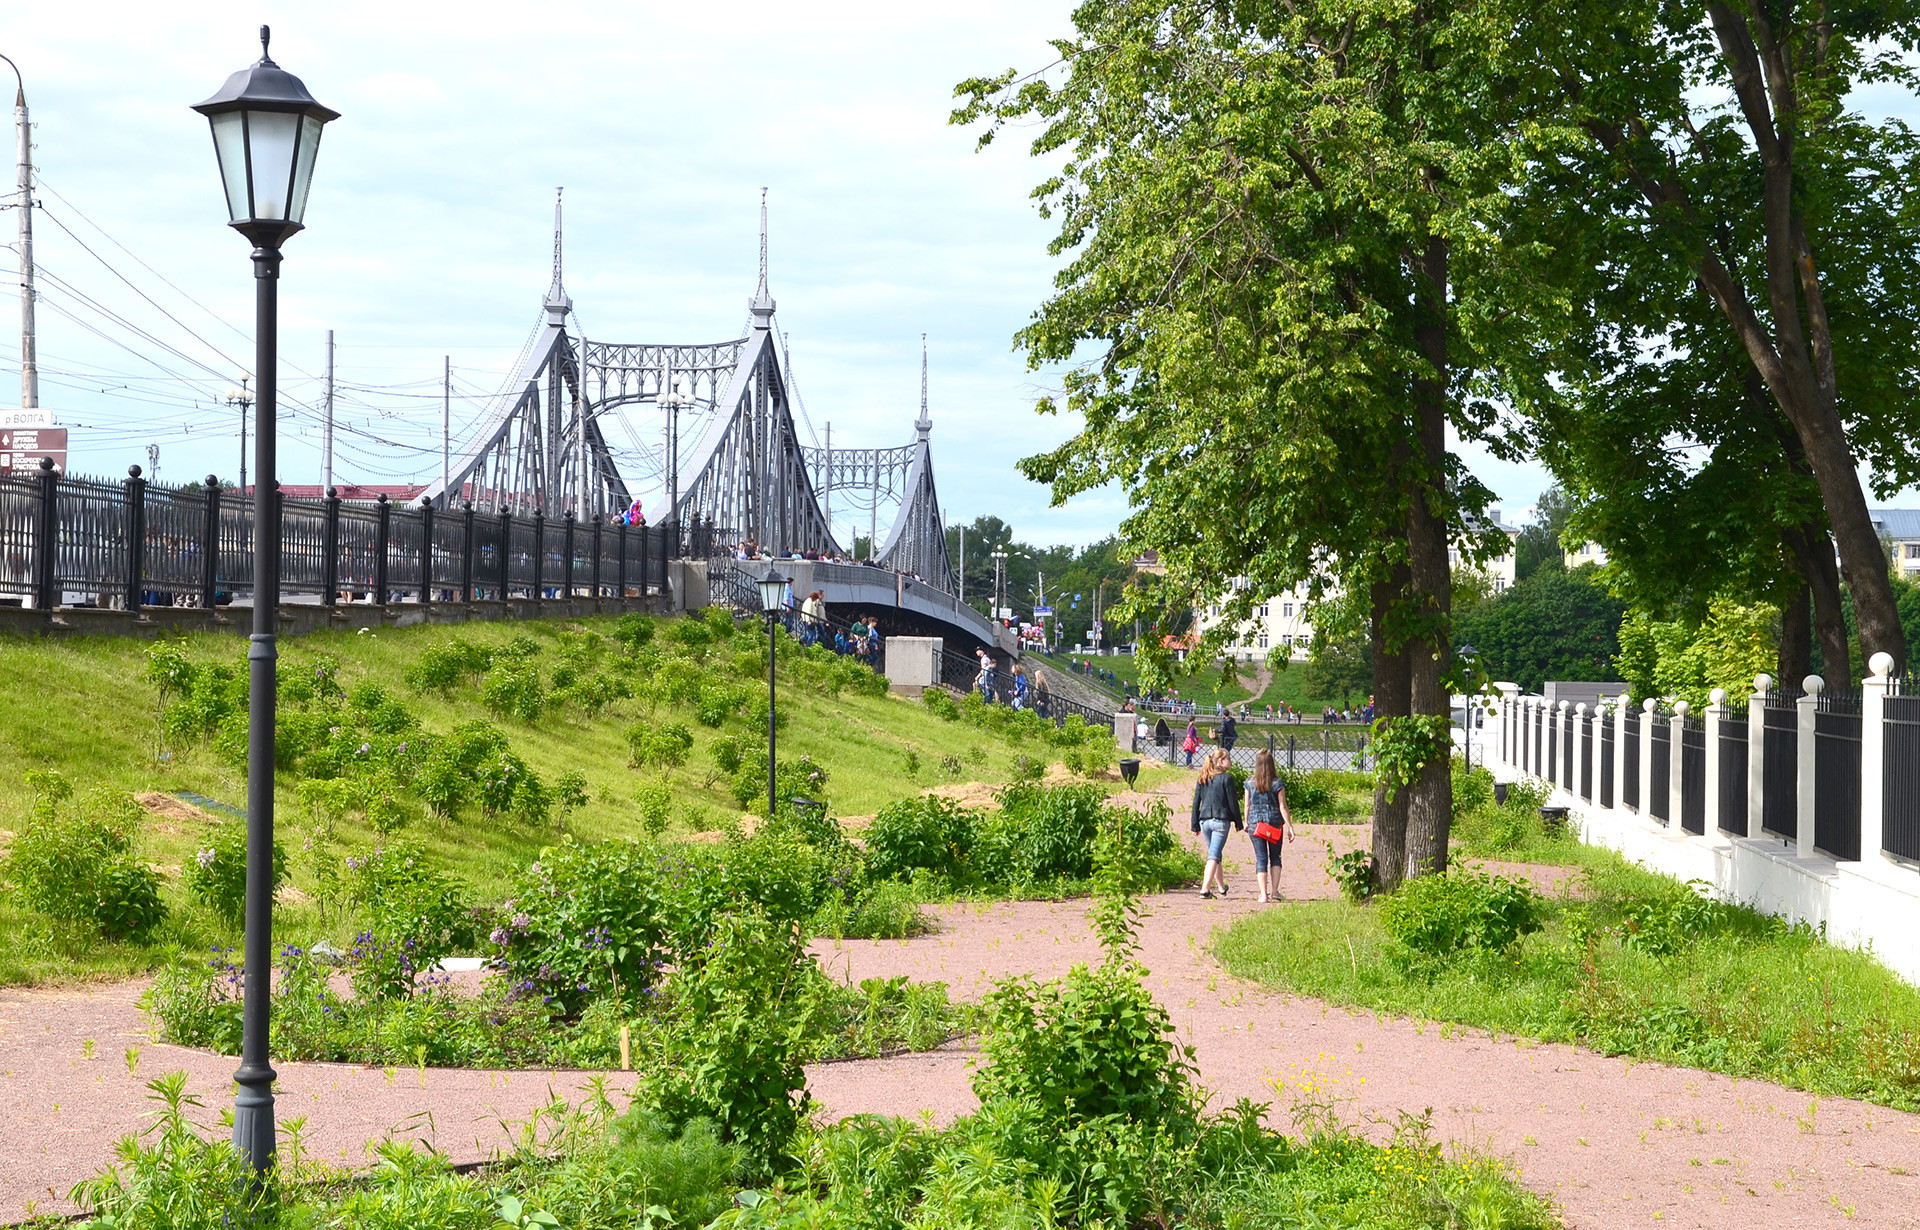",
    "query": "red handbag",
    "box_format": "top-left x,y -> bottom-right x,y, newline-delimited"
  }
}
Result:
1252,820 -> 1284,843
